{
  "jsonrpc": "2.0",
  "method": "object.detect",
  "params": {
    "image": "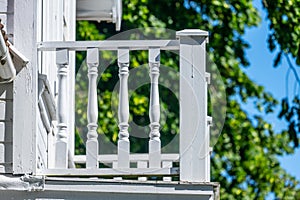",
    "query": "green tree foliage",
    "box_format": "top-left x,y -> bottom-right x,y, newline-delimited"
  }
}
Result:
76,0 -> 300,199
263,0 -> 300,150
